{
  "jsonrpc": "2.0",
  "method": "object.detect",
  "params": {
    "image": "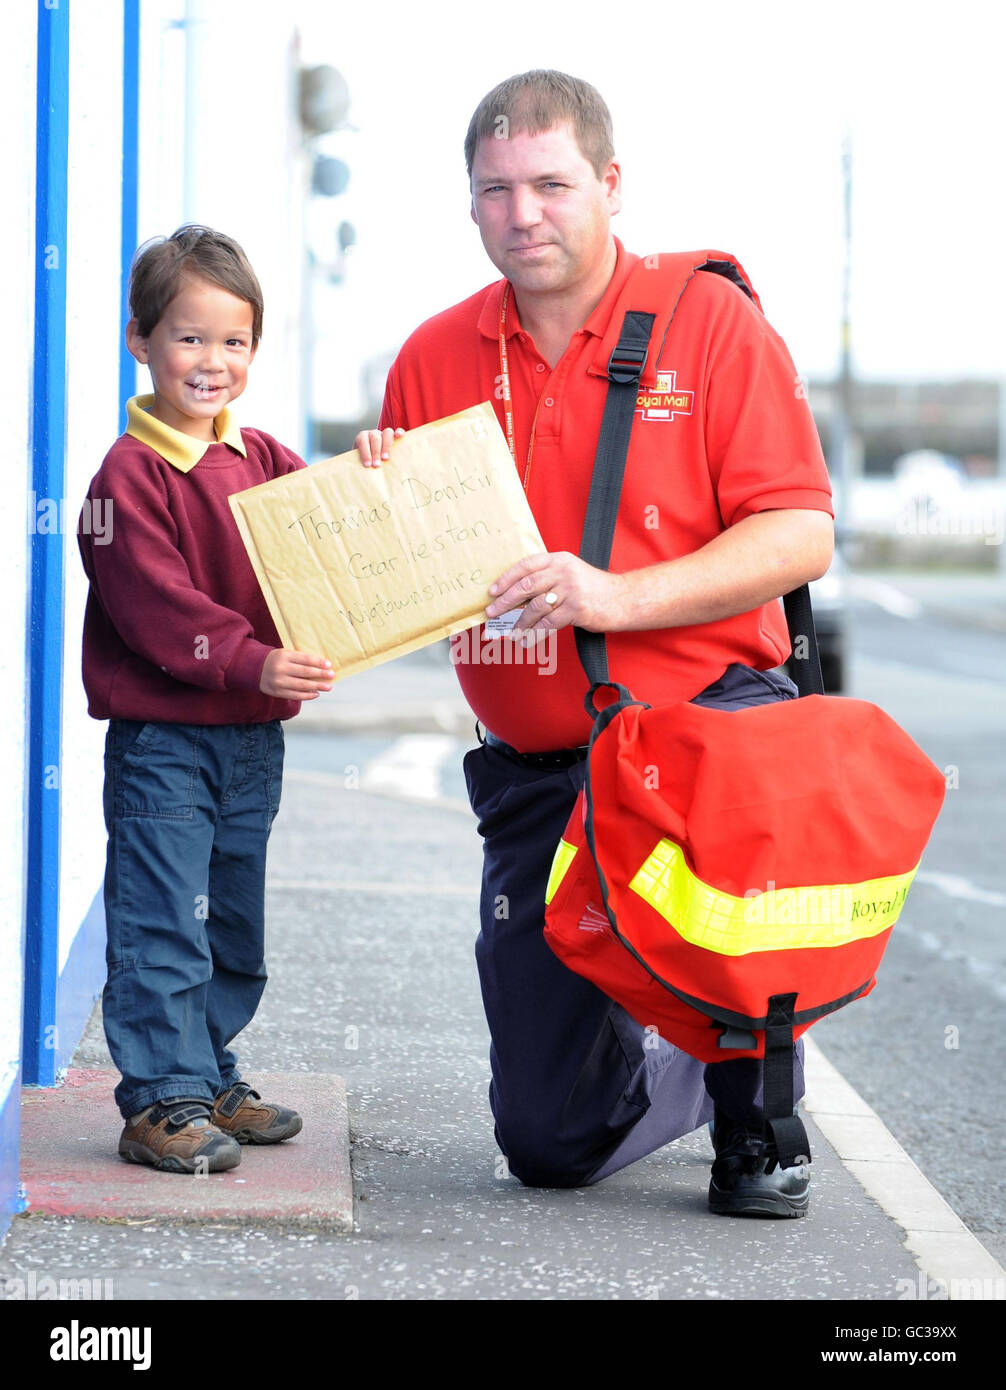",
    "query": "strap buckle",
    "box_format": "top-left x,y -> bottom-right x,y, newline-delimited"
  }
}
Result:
606,342 -> 647,385
215,1082 -> 254,1117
